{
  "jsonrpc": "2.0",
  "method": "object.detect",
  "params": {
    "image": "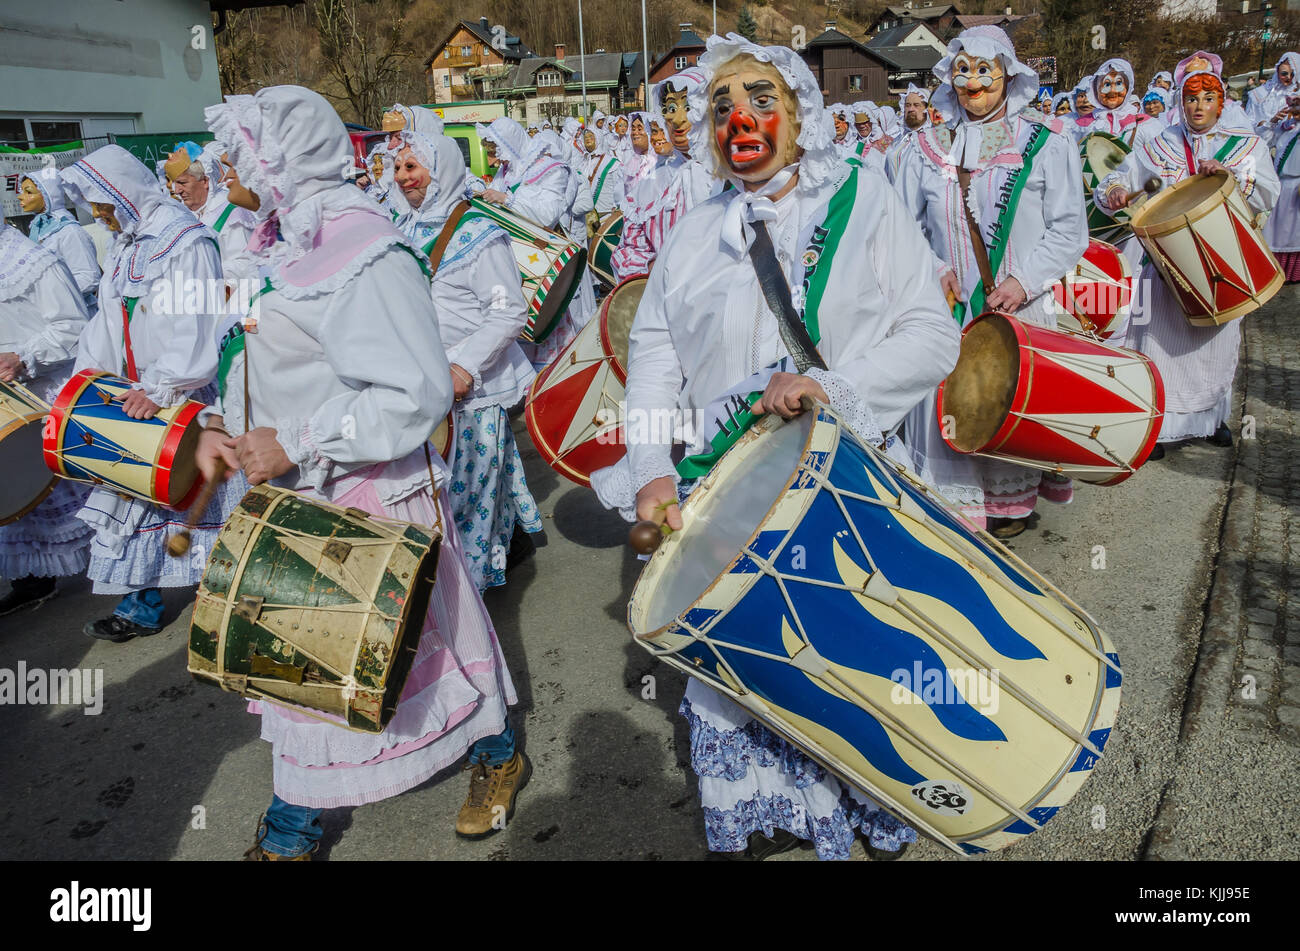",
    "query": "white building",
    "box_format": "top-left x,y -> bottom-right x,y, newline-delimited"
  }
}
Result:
0,0 -> 225,149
